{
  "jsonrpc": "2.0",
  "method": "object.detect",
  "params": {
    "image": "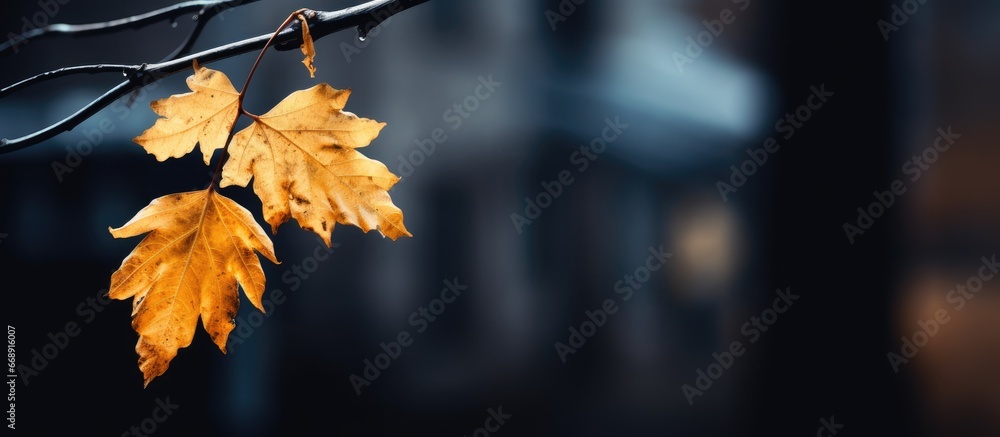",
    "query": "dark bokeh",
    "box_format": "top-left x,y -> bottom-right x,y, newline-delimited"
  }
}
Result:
1,0 -> 998,435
